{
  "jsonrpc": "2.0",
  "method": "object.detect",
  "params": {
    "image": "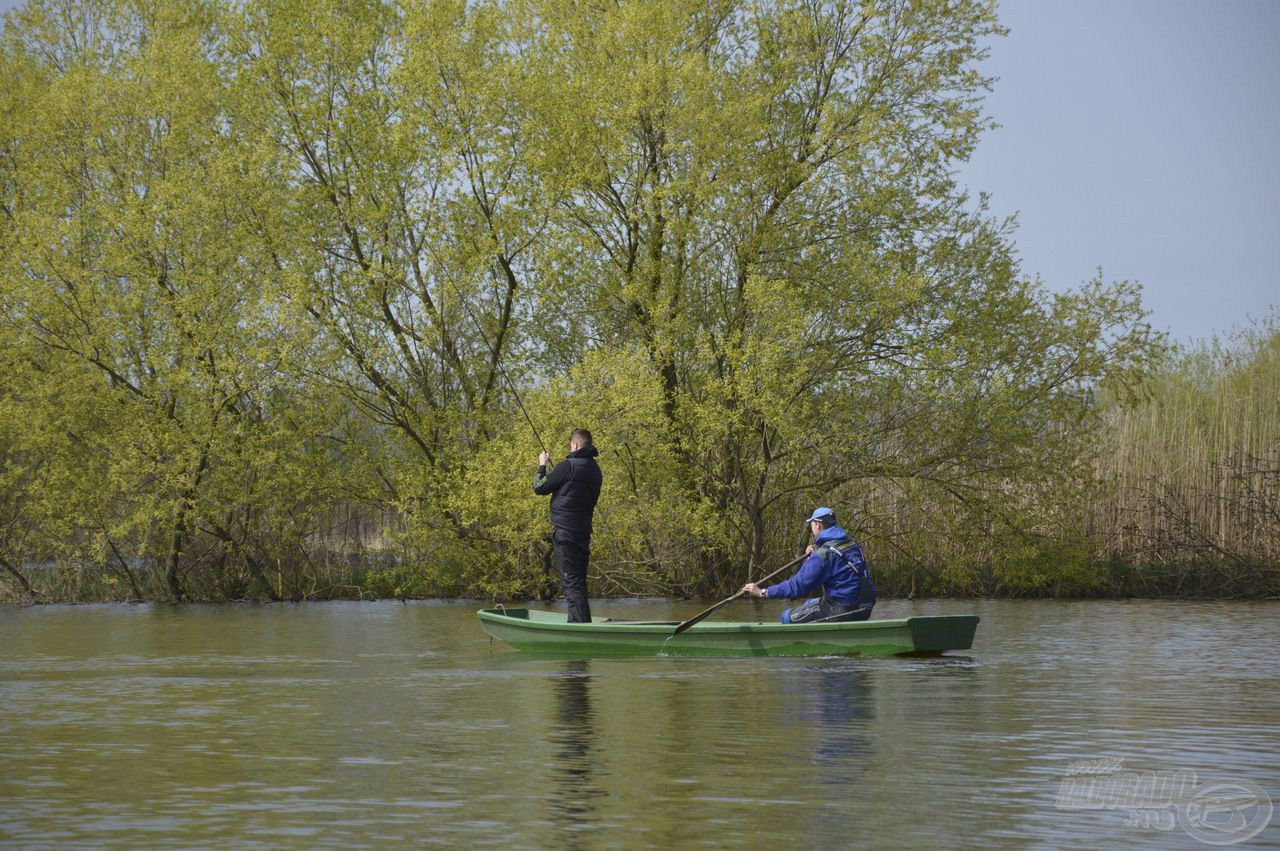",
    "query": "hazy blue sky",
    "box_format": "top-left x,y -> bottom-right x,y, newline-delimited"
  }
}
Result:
2,0 -> 1276,341
959,0 -> 1279,342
